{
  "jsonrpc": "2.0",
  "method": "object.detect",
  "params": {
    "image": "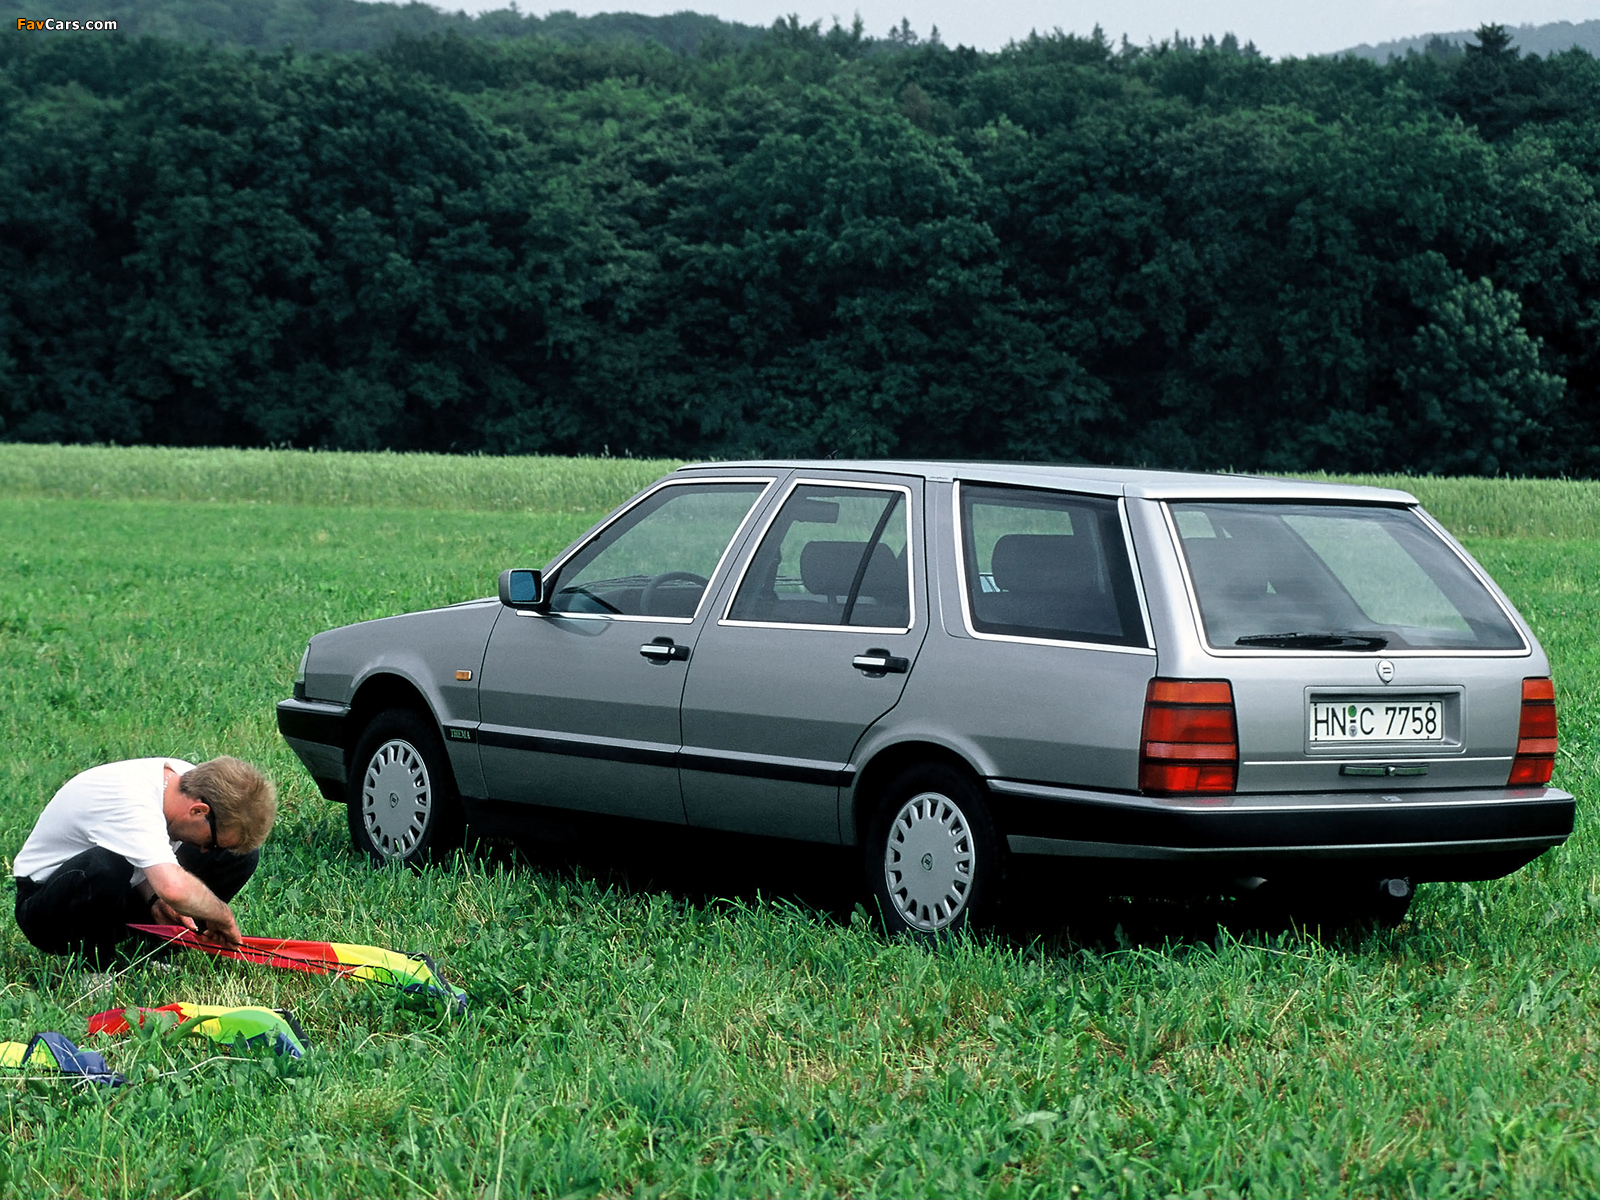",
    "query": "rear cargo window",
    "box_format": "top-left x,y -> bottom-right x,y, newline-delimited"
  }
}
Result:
959,485 -> 1147,648
1169,502 -> 1525,652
